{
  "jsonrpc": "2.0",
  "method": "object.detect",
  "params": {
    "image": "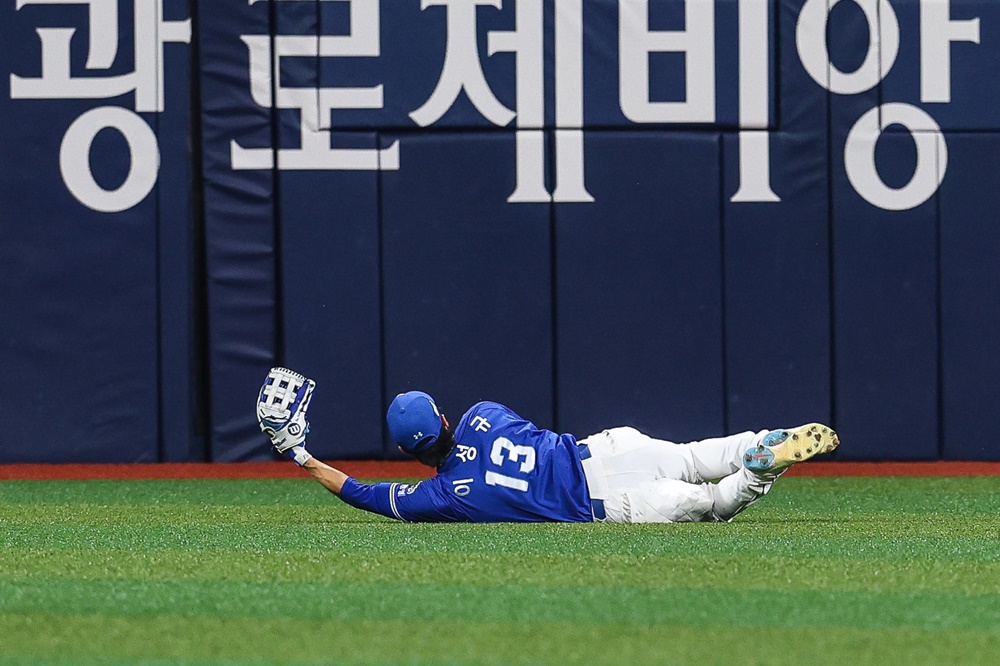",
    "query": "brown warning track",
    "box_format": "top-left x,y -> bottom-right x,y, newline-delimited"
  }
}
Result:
0,461 -> 999,481
0,461 -> 434,481
786,461 -> 1000,477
